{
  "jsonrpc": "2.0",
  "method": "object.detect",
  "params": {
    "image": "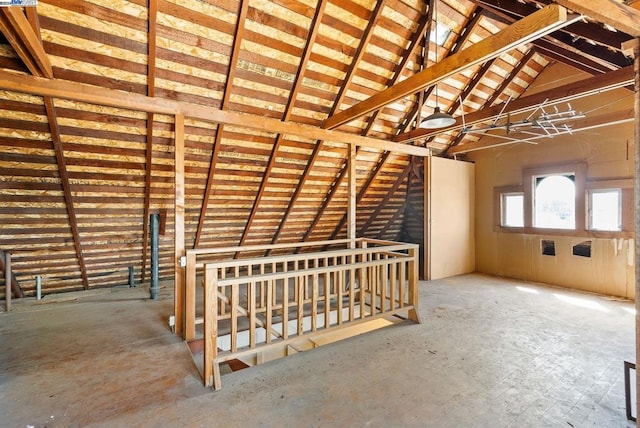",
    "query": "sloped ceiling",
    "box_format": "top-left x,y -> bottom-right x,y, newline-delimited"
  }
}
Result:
0,0 -> 636,295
